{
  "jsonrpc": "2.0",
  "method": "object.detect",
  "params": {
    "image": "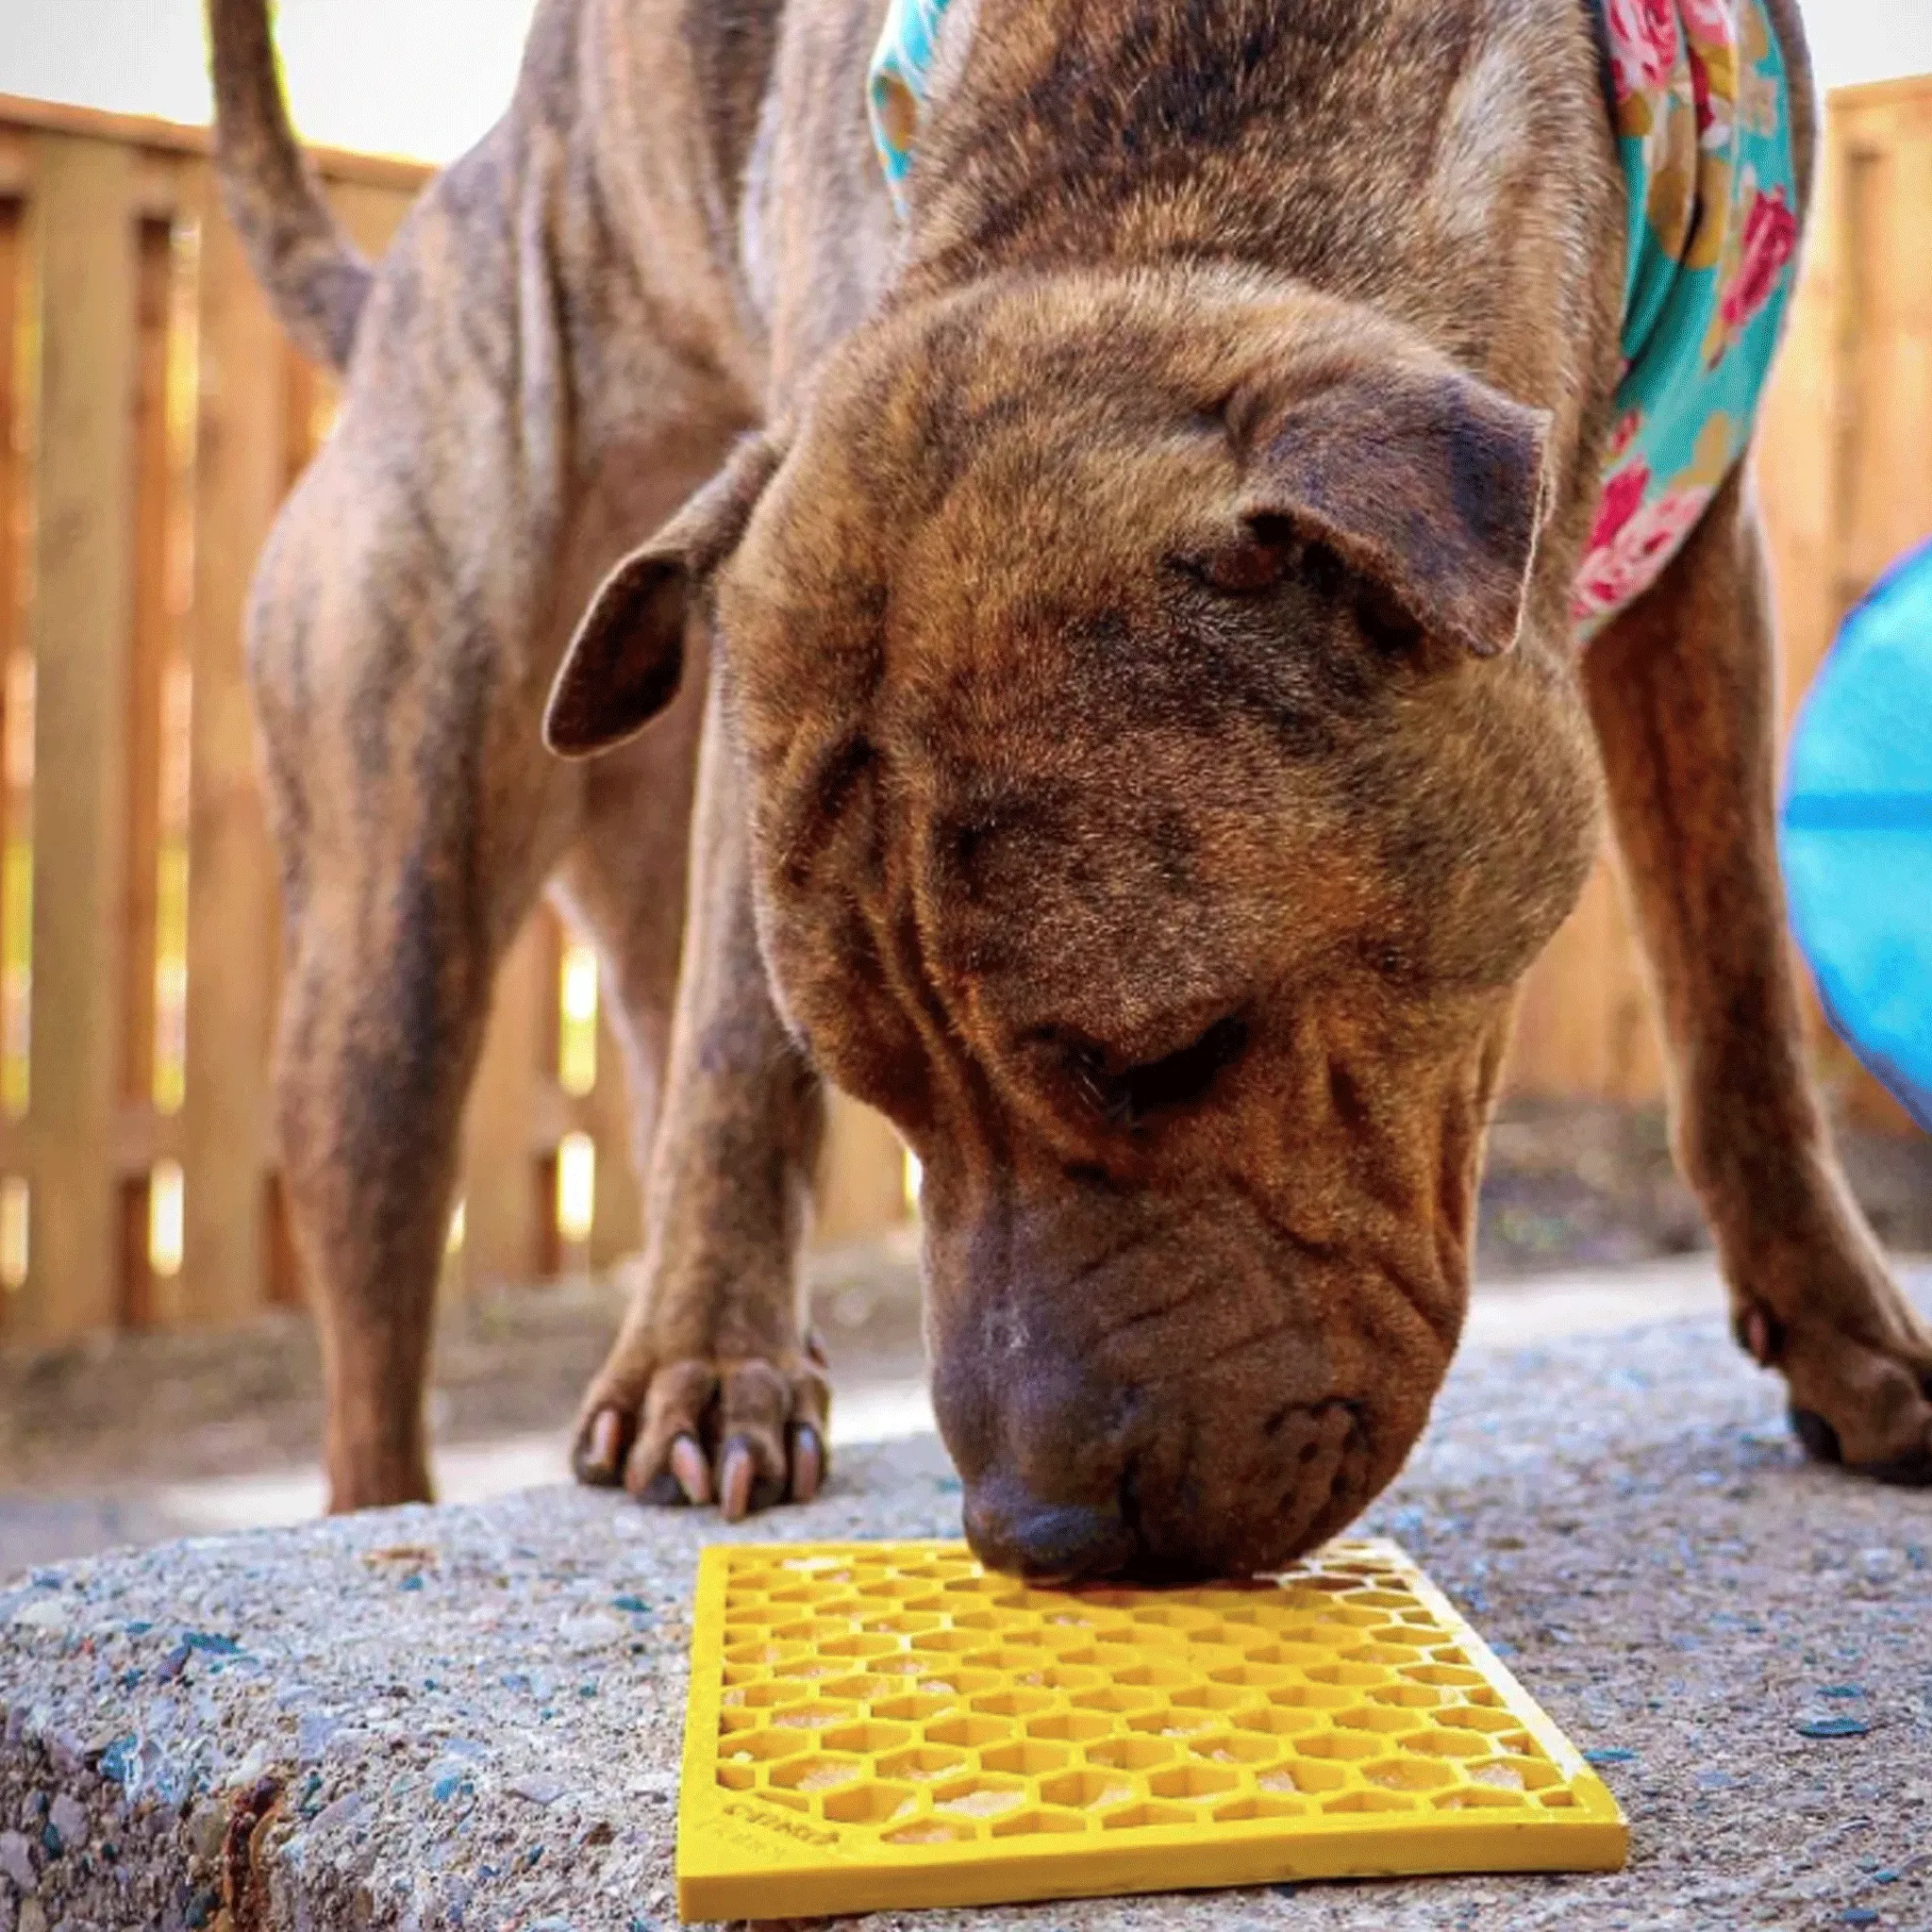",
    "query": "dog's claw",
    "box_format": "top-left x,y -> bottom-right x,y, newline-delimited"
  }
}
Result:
579,1407 -> 625,1483
670,1433 -> 713,1507
720,1439 -> 757,1521
791,1423 -> 824,1504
